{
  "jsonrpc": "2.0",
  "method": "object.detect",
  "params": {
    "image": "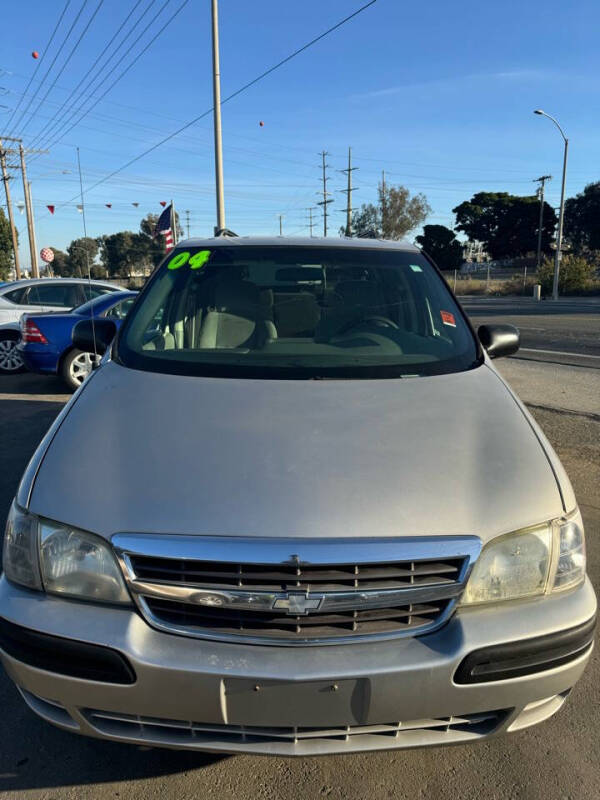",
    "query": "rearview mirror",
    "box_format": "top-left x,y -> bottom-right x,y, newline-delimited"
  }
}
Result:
72,318 -> 117,356
477,324 -> 520,359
